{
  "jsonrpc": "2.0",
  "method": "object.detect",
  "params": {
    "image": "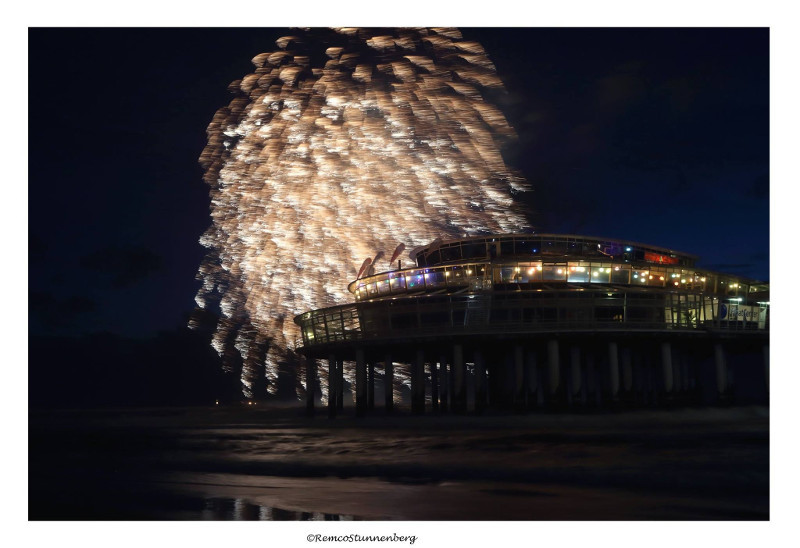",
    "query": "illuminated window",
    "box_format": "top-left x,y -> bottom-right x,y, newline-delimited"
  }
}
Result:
610,265 -> 631,284
542,264 -> 567,281
591,264 -> 611,283
567,263 -> 590,282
